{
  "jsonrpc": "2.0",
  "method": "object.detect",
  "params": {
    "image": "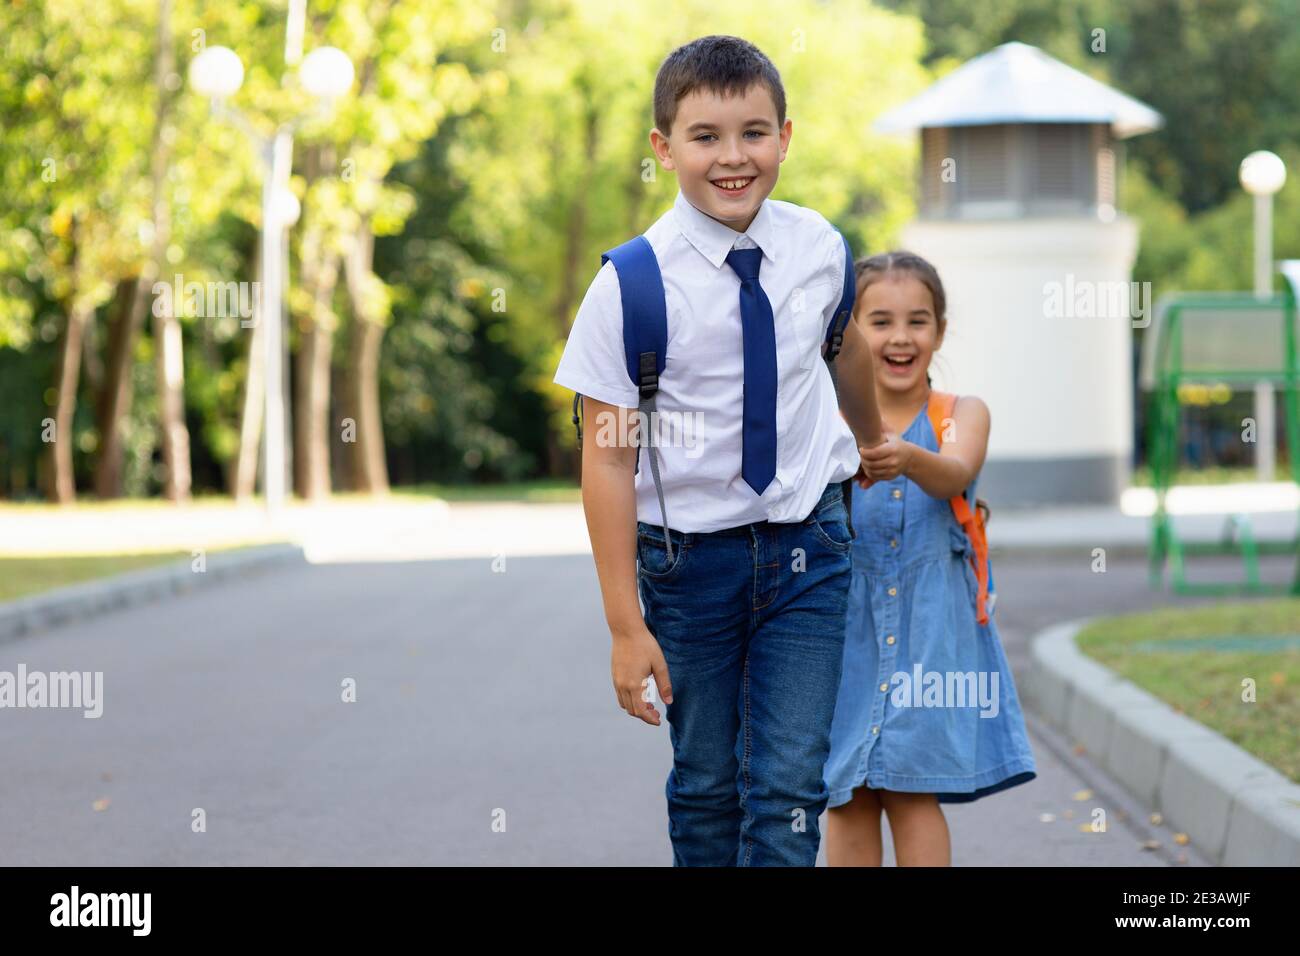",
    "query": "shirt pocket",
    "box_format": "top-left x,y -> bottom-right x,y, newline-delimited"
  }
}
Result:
784,279 -> 835,370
